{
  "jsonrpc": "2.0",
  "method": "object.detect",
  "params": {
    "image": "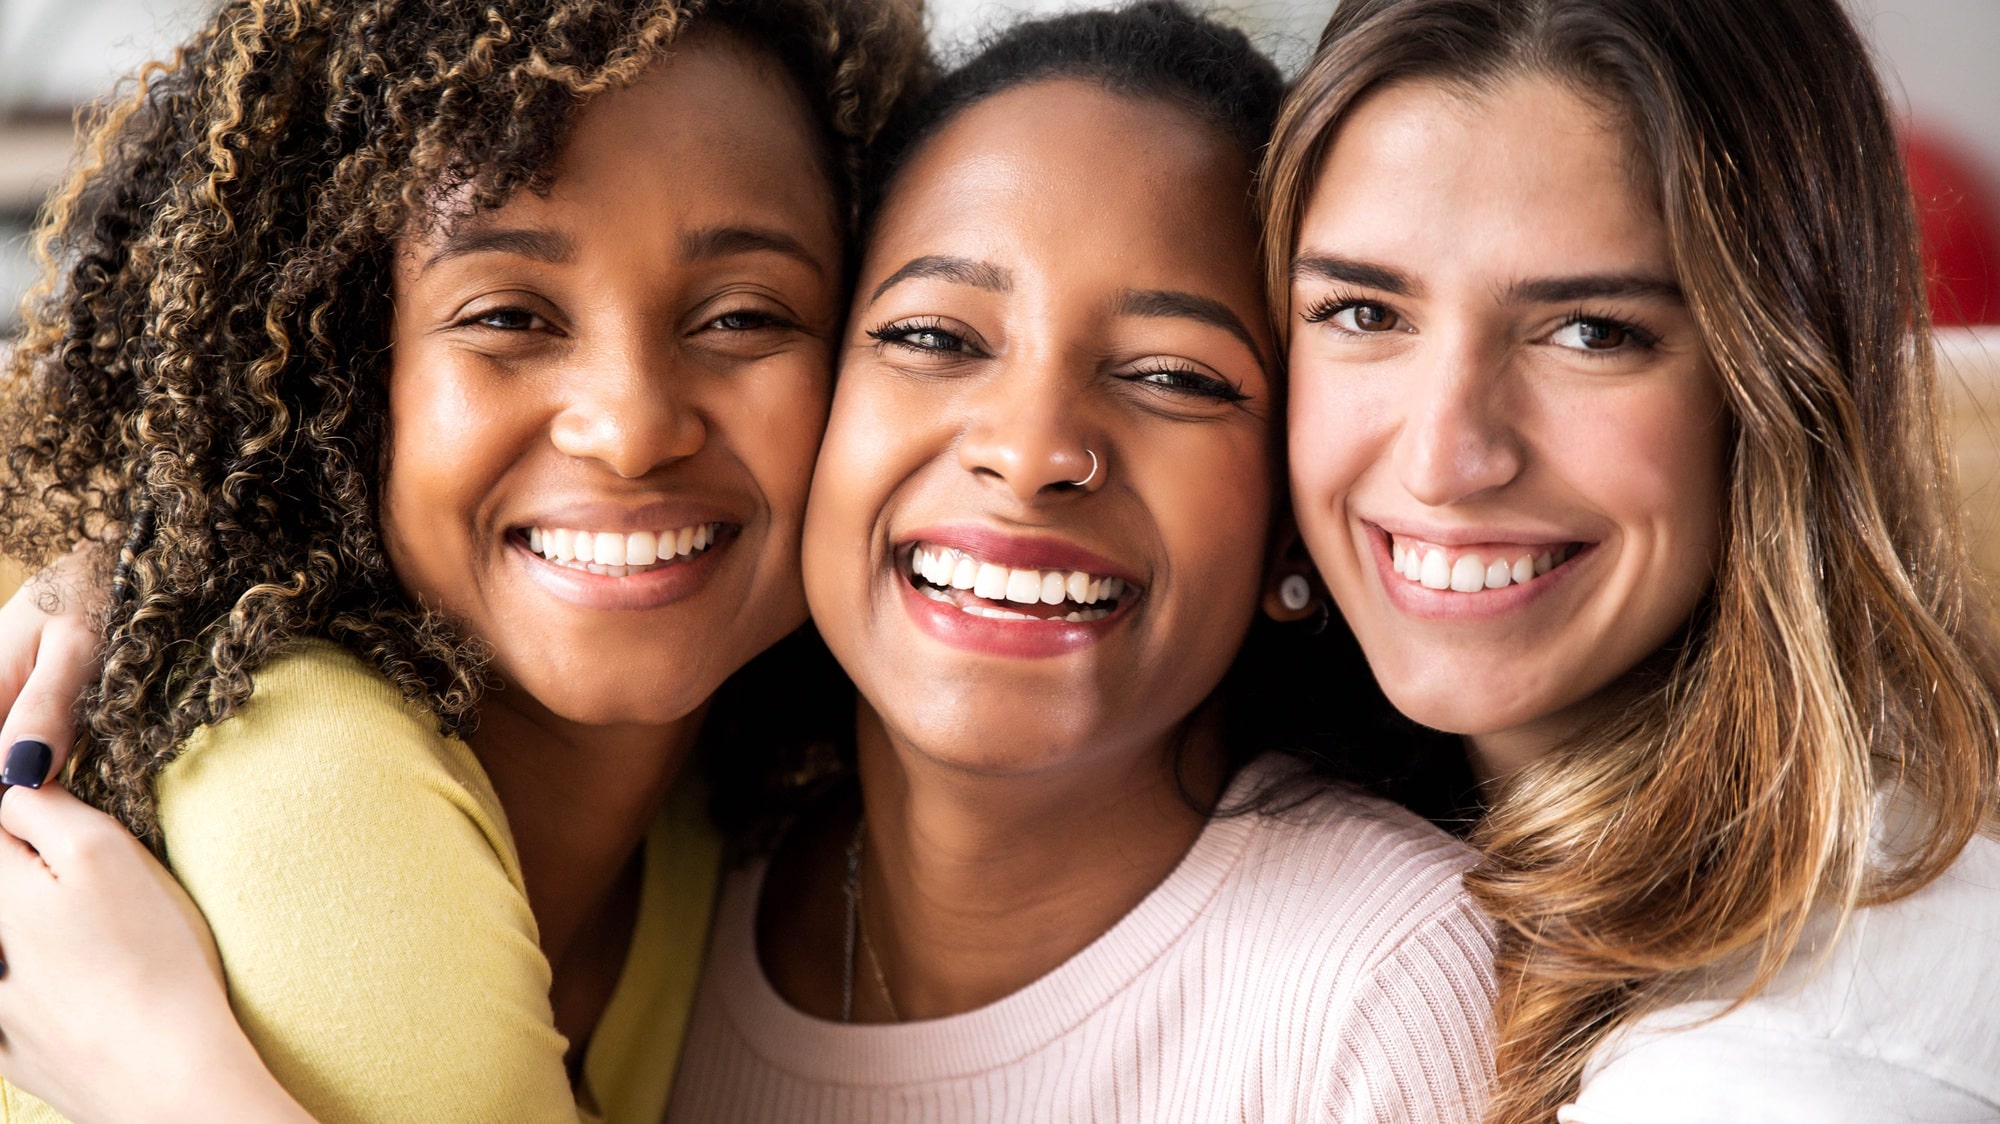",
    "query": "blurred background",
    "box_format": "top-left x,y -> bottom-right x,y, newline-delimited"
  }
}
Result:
1,0 -> 1996,585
